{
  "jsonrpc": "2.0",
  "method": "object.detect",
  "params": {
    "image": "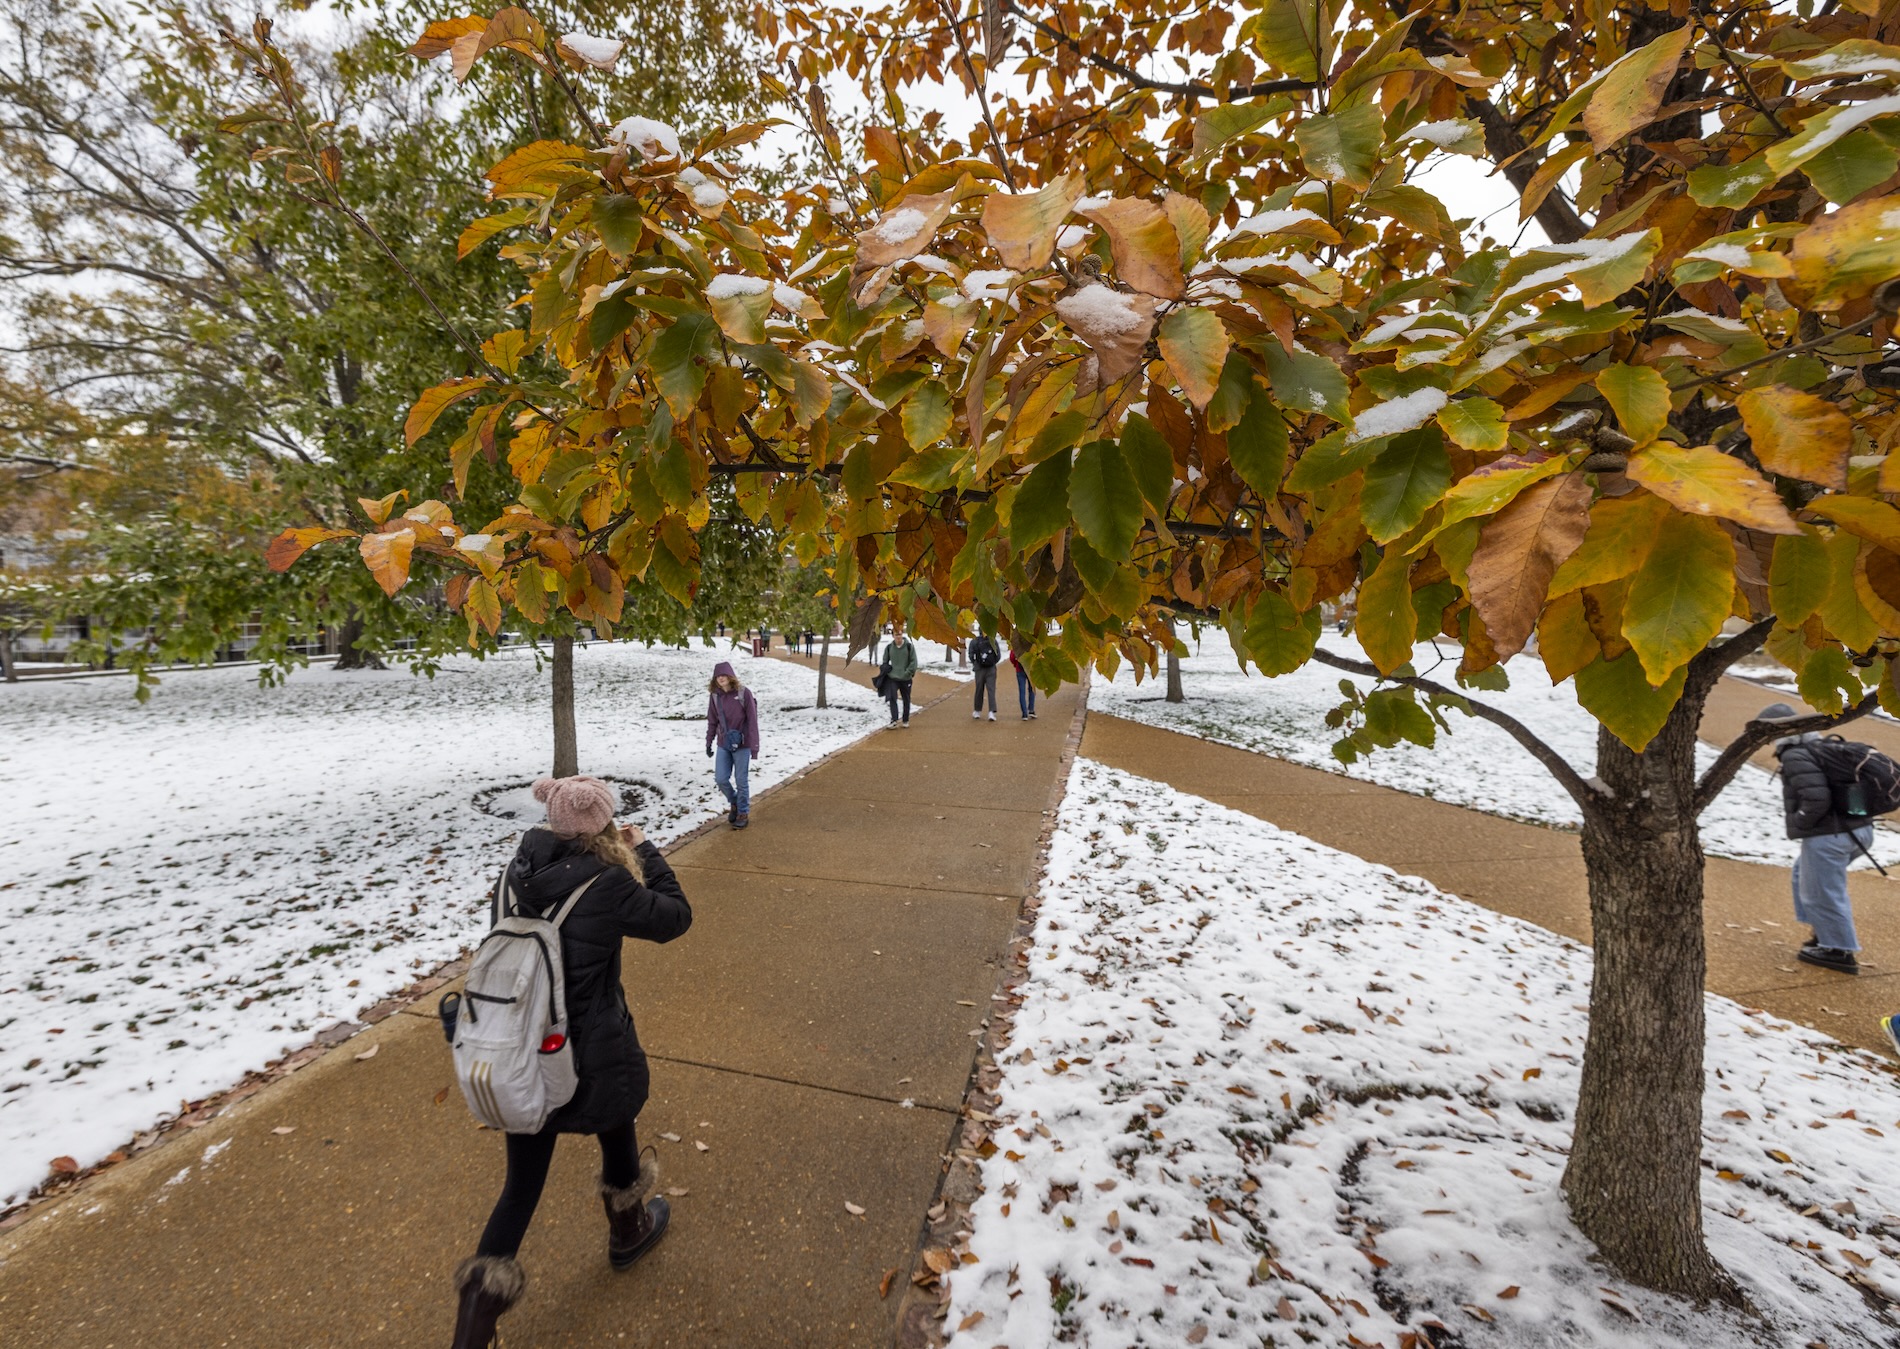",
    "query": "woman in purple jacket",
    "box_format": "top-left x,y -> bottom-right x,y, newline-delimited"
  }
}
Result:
706,661 -> 761,829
